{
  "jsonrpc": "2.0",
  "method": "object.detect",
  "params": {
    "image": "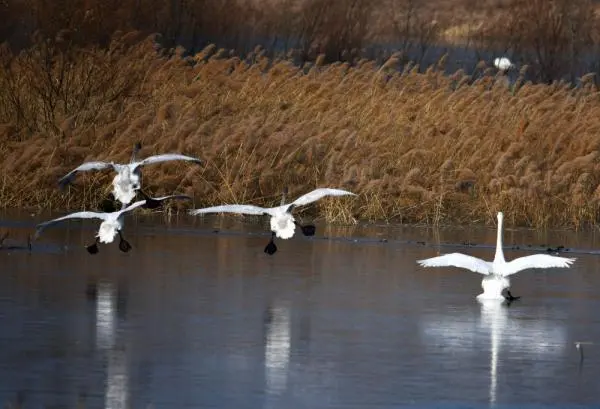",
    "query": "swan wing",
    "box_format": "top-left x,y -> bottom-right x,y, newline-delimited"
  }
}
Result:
417,253 -> 492,275
188,204 -> 268,216
290,188 -> 356,207
118,200 -> 149,215
34,211 -> 107,240
501,254 -> 576,276
149,194 -> 193,202
136,154 -> 203,168
58,161 -> 114,188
